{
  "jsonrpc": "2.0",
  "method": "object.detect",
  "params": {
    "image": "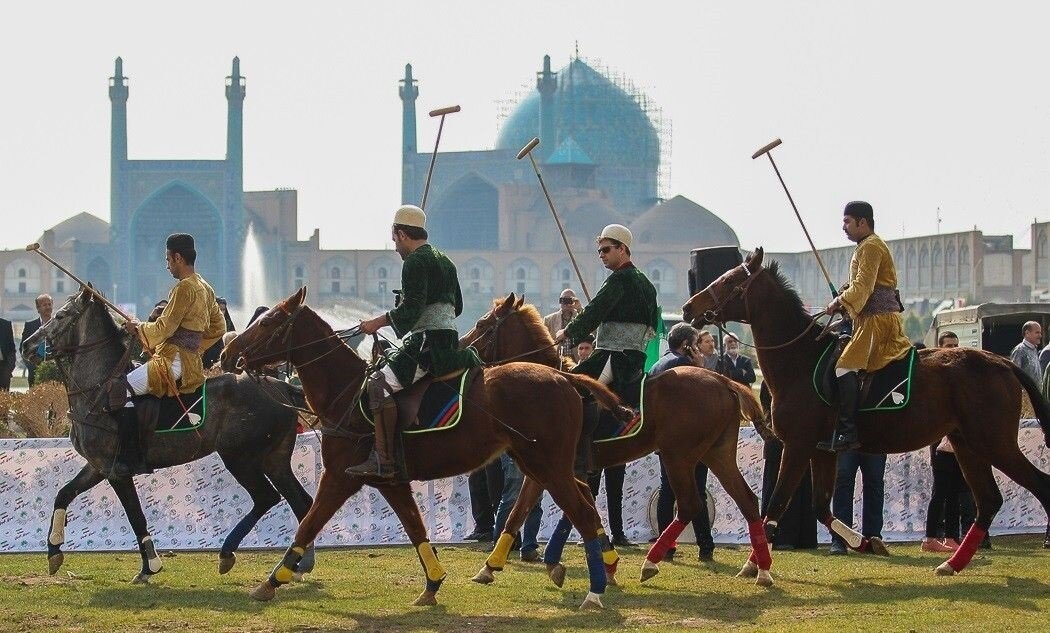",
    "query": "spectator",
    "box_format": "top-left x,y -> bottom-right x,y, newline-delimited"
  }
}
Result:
696,329 -> 719,371
649,323 -> 715,561
0,317 -> 15,391
588,462 -> 630,547
576,334 -> 595,362
492,453 -> 544,562
465,460 -> 503,543
1010,321 -> 1042,385
202,297 -> 235,369
921,331 -> 965,553
147,299 -> 168,323
759,382 -> 818,550
20,294 -> 53,386
543,289 -> 582,361
830,448 -> 888,555
721,333 -> 756,386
